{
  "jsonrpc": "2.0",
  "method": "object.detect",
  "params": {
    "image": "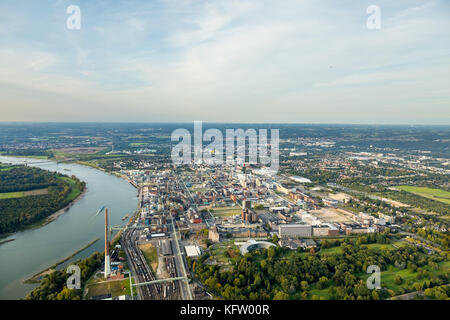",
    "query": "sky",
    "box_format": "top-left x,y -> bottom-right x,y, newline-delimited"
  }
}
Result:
0,0 -> 449,124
